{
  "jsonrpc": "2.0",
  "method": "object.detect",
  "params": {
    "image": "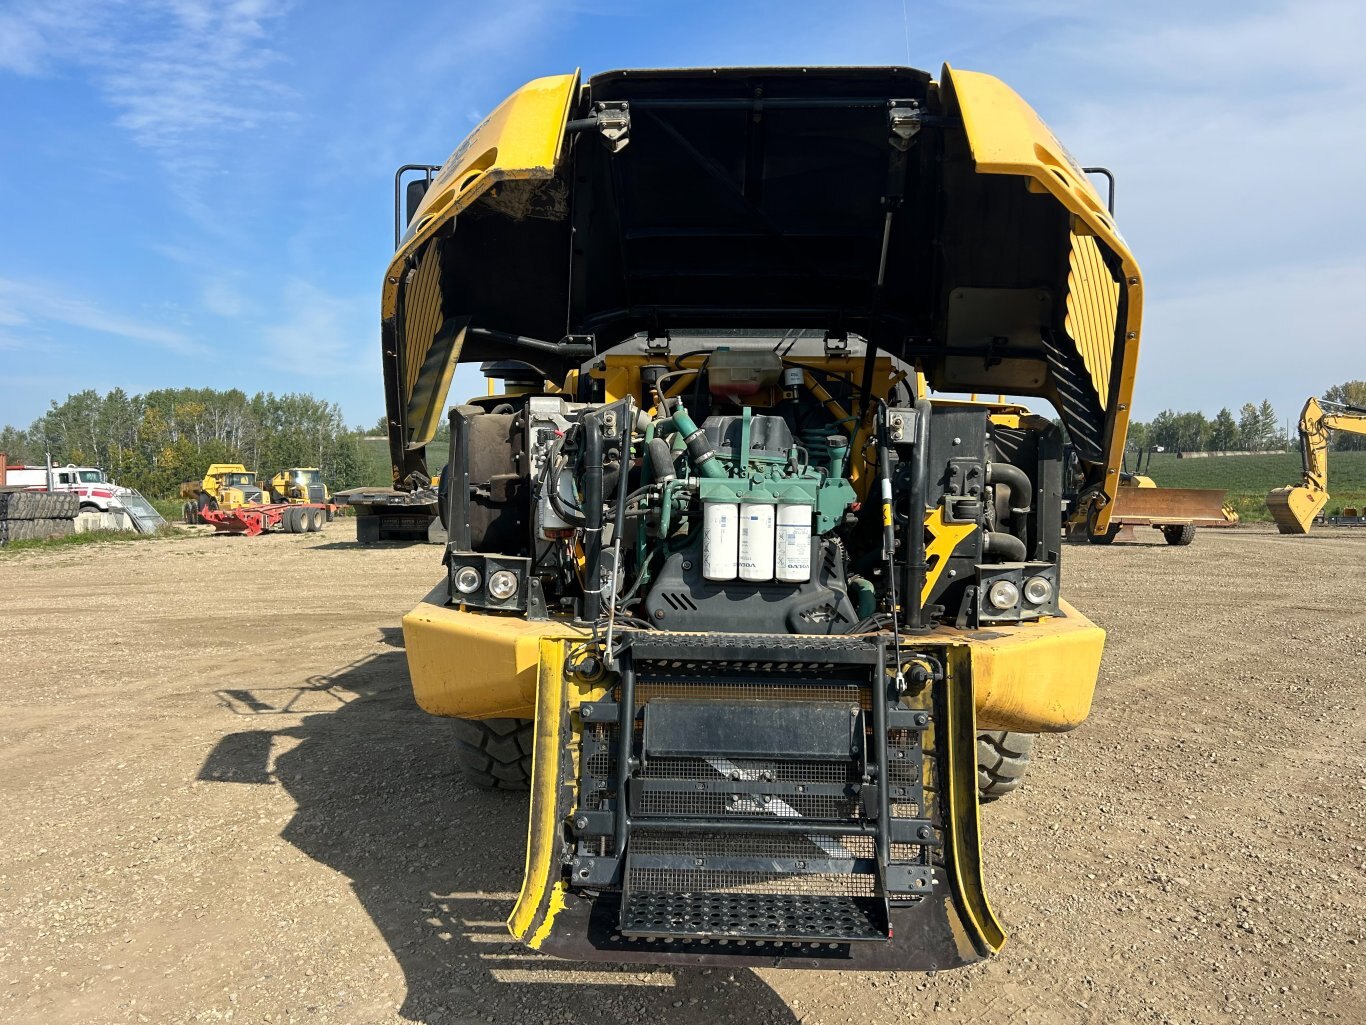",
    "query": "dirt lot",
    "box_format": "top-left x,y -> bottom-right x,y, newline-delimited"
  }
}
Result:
1,523 -> 1362,1024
